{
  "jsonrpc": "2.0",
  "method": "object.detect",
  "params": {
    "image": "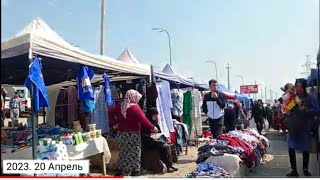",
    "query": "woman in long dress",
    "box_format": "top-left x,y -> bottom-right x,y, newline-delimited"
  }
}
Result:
285,79 -> 319,177
110,90 -> 158,176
